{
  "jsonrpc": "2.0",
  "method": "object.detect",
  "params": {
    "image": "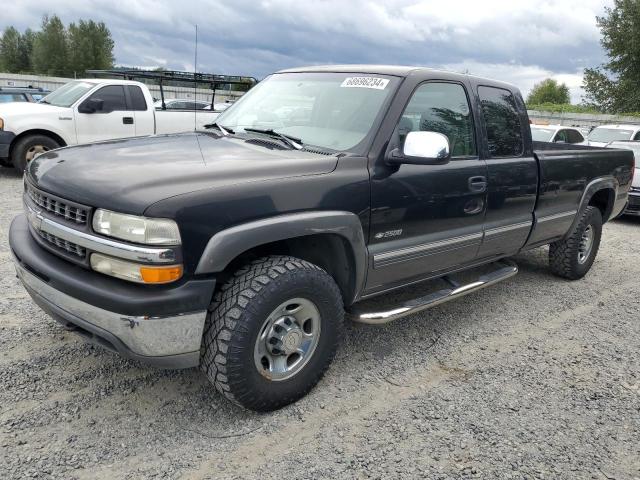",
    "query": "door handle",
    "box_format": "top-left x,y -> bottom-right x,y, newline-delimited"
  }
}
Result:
468,176 -> 487,192
122,117 -> 134,125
